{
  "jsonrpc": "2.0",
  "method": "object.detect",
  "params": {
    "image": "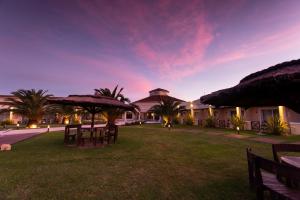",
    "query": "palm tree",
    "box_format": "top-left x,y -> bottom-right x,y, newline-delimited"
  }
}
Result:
150,98 -> 181,126
52,105 -> 82,124
3,89 -> 53,127
94,85 -> 138,125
